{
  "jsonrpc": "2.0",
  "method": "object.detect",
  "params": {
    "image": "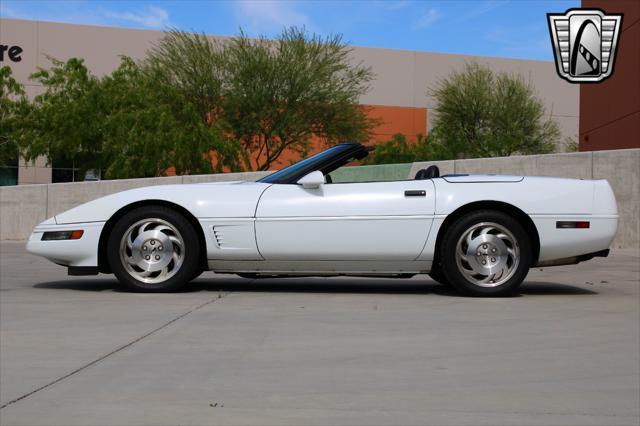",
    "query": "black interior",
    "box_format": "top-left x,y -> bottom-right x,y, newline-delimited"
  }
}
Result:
414,165 -> 440,180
